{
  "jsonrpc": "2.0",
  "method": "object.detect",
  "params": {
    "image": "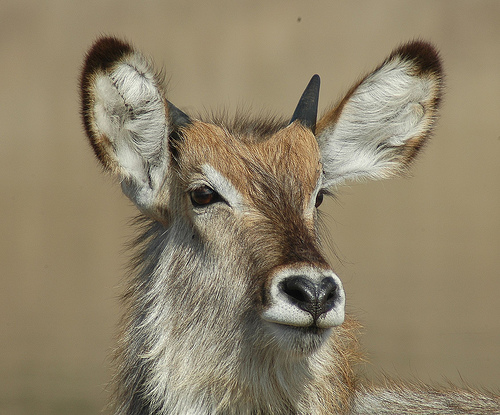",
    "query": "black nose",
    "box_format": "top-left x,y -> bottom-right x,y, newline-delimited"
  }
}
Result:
279,275 -> 339,321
